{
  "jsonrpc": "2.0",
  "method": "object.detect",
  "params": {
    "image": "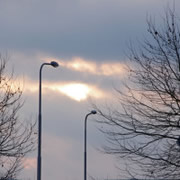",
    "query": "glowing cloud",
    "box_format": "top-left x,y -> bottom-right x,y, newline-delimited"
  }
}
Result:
24,79 -> 104,102
66,58 -> 97,74
44,57 -> 126,76
100,63 -> 124,76
51,82 -> 103,101
23,158 -> 36,169
57,83 -> 90,101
